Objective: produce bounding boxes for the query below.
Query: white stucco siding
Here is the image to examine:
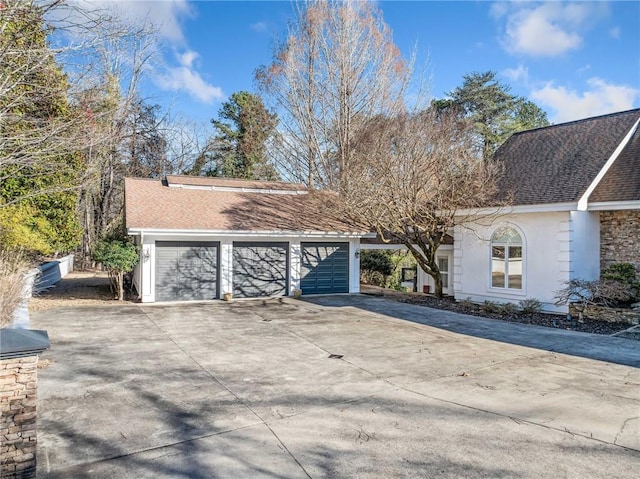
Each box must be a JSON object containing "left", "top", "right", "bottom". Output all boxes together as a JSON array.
[
  {"left": 417, "top": 246, "right": 453, "bottom": 294},
  {"left": 569, "top": 210, "right": 600, "bottom": 281},
  {"left": 454, "top": 212, "right": 573, "bottom": 312},
  {"left": 133, "top": 233, "right": 361, "bottom": 303}
]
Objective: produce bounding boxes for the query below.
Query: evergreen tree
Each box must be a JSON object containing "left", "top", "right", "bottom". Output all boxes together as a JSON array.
[
  {"left": 204, "top": 91, "right": 279, "bottom": 180},
  {"left": 0, "top": 0, "right": 82, "bottom": 255},
  {"left": 444, "top": 71, "right": 550, "bottom": 160}
]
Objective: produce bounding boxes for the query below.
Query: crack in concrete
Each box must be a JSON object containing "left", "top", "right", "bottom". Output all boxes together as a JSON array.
[
  {"left": 399, "top": 385, "right": 640, "bottom": 453},
  {"left": 140, "top": 308, "right": 313, "bottom": 479},
  {"left": 613, "top": 416, "right": 639, "bottom": 446}
]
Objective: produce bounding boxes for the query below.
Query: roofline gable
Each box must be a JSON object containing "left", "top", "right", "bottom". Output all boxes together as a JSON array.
[{"left": 577, "top": 117, "right": 640, "bottom": 211}]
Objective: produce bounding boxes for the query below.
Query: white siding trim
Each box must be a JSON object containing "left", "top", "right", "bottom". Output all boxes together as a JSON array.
[
  {"left": 128, "top": 228, "right": 372, "bottom": 239},
  {"left": 587, "top": 200, "right": 640, "bottom": 211},
  {"left": 578, "top": 118, "right": 640, "bottom": 211}
]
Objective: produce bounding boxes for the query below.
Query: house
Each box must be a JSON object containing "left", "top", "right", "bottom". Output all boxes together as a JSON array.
[
  {"left": 125, "top": 175, "right": 370, "bottom": 302},
  {"left": 446, "top": 108, "right": 640, "bottom": 312}
]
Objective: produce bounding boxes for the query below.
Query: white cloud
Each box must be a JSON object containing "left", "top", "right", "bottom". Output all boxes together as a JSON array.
[
  {"left": 576, "top": 64, "right": 591, "bottom": 76},
  {"left": 493, "top": 2, "right": 605, "bottom": 57},
  {"left": 502, "top": 64, "right": 529, "bottom": 83},
  {"left": 71, "top": 2, "right": 225, "bottom": 105},
  {"left": 73, "top": 0, "right": 195, "bottom": 43},
  {"left": 177, "top": 50, "right": 199, "bottom": 68},
  {"left": 155, "top": 65, "right": 224, "bottom": 104},
  {"left": 250, "top": 21, "right": 268, "bottom": 33},
  {"left": 154, "top": 50, "right": 224, "bottom": 104},
  {"left": 531, "top": 78, "right": 639, "bottom": 123}
]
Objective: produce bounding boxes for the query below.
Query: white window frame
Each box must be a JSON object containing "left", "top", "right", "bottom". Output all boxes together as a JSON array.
[
  {"left": 489, "top": 226, "right": 524, "bottom": 292},
  {"left": 437, "top": 255, "right": 450, "bottom": 293}
]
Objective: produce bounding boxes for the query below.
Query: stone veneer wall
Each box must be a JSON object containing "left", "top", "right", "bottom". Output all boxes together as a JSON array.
[
  {"left": 0, "top": 356, "right": 38, "bottom": 479},
  {"left": 600, "top": 210, "right": 640, "bottom": 272},
  {"left": 569, "top": 303, "right": 639, "bottom": 325}
]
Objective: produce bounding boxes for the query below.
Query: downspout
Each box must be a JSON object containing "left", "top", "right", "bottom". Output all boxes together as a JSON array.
[{"left": 577, "top": 118, "right": 640, "bottom": 211}]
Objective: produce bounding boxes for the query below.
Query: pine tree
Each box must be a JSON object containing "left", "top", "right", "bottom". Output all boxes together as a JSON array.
[
  {"left": 445, "top": 71, "right": 549, "bottom": 160},
  {"left": 205, "top": 91, "right": 279, "bottom": 180}
]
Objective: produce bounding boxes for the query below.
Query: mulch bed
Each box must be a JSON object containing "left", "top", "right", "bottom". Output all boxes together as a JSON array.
[{"left": 362, "top": 287, "right": 633, "bottom": 336}]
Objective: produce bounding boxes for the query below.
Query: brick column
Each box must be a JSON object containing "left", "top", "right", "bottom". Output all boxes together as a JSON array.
[
  {"left": 0, "top": 329, "right": 49, "bottom": 479},
  {"left": 0, "top": 356, "right": 38, "bottom": 478}
]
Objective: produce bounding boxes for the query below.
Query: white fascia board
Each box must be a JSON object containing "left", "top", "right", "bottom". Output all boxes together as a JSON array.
[
  {"left": 126, "top": 228, "right": 373, "bottom": 239},
  {"left": 454, "top": 202, "right": 578, "bottom": 217},
  {"left": 578, "top": 117, "right": 640, "bottom": 211},
  {"left": 168, "top": 183, "right": 308, "bottom": 195},
  {"left": 587, "top": 200, "right": 640, "bottom": 211},
  {"left": 361, "top": 243, "right": 453, "bottom": 251}
]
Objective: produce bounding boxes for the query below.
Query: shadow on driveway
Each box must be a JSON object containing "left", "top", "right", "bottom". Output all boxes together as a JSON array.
[{"left": 301, "top": 294, "right": 640, "bottom": 368}]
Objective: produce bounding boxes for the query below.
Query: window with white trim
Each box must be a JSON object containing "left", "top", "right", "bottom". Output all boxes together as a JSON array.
[
  {"left": 491, "top": 227, "right": 523, "bottom": 289},
  {"left": 437, "top": 256, "right": 449, "bottom": 290}
]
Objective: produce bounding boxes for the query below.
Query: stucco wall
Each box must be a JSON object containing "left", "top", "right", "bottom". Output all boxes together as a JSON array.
[
  {"left": 569, "top": 211, "right": 600, "bottom": 280},
  {"left": 600, "top": 210, "right": 640, "bottom": 273},
  {"left": 454, "top": 212, "right": 574, "bottom": 312}
]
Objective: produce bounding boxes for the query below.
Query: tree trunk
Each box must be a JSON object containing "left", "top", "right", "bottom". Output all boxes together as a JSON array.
[
  {"left": 118, "top": 271, "right": 124, "bottom": 301},
  {"left": 432, "top": 271, "right": 443, "bottom": 299}
]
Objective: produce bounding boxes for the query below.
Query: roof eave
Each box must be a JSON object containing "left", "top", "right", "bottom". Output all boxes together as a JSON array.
[
  {"left": 127, "top": 228, "right": 374, "bottom": 239},
  {"left": 454, "top": 202, "right": 578, "bottom": 217},
  {"left": 587, "top": 200, "right": 640, "bottom": 211}
]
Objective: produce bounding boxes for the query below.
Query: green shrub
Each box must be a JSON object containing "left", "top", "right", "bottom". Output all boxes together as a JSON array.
[
  {"left": 602, "top": 263, "right": 637, "bottom": 283},
  {"left": 481, "top": 300, "right": 501, "bottom": 314},
  {"left": 519, "top": 298, "right": 542, "bottom": 314},
  {"left": 602, "top": 263, "right": 639, "bottom": 302},
  {"left": 92, "top": 239, "right": 138, "bottom": 301},
  {"left": 457, "top": 297, "right": 477, "bottom": 313},
  {"left": 360, "top": 250, "right": 394, "bottom": 286},
  {"left": 499, "top": 302, "right": 519, "bottom": 316}
]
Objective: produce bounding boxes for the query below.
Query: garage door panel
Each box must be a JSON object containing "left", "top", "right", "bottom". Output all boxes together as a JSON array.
[
  {"left": 233, "top": 242, "right": 288, "bottom": 298},
  {"left": 155, "top": 242, "right": 219, "bottom": 302},
  {"left": 300, "top": 242, "right": 349, "bottom": 295}
]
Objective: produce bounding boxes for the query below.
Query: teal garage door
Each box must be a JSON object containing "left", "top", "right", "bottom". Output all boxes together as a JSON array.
[{"left": 300, "top": 242, "right": 349, "bottom": 294}]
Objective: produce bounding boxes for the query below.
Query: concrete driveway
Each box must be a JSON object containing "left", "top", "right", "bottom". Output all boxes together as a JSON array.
[{"left": 32, "top": 296, "right": 640, "bottom": 478}]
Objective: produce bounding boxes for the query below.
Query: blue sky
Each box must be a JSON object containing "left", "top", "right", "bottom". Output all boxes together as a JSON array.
[{"left": 92, "top": 1, "right": 639, "bottom": 125}]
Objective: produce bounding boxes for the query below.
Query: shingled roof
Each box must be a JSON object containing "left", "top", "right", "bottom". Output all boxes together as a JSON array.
[
  {"left": 493, "top": 109, "right": 640, "bottom": 206},
  {"left": 590, "top": 120, "right": 640, "bottom": 203},
  {"left": 125, "top": 176, "right": 366, "bottom": 234}
]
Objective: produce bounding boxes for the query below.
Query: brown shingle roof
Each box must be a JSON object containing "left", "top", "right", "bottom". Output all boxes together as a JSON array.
[
  {"left": 590, "top": 126, "right": 640, "bottom": 202},
  {"left": 493, "top": 109, "right": 640, "bottom": 206},
  {"left": 125, "top": 177, "right": 366, "bottom": 233}
]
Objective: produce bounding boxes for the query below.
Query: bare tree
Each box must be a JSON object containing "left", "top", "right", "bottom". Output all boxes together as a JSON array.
[
  {"left": 257, "top": 0, "right": 413, "bottom": 189},
  {"left": 162, "top": 118, "right": 215, "bottom": 175},
  {"left": 73, "top": 13, "right": 160, "bottom": 265},
  {"left": 338, "top": 109, "right": 501, "bottom": 297}
]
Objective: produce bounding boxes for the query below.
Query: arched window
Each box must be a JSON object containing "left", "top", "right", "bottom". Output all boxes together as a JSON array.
[{"left": 491, "top": 227, "right": 523, "bottom": 289}]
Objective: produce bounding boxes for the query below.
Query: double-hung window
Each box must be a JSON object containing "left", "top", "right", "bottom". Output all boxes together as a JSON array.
[{"left": 491, "top": 227, "right": 523, "bottom": 290}]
